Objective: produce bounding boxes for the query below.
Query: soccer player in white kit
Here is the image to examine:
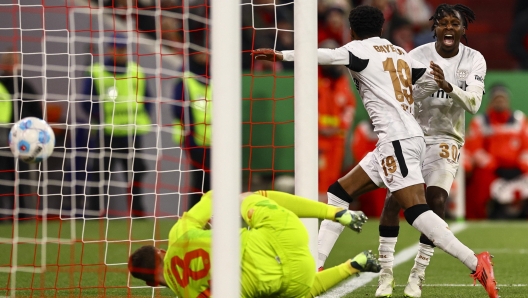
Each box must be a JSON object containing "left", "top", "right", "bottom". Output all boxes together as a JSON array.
[
  {"left": 253, "top": 5, "right": 498, "bottom": 298},
  {"left": 374, "top": 4, "right": 489, "bottom": 298}
]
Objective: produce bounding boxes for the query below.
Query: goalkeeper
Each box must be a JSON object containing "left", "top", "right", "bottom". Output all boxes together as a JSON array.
[{"left": 129, "top": 190, "right": 380, "bottom": 297}]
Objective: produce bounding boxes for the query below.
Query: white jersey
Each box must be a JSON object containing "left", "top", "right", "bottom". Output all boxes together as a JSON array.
[
  {"left": 410, "top": 42, "right": 487, "bottom": 146},
  {"left": 284, "top": 37, "right": 438, "bottom": 146}
]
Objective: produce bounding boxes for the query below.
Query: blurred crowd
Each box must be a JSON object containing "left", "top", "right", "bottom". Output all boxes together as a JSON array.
[
  {"left": 95, "top": 0, "right": 528, "bottom": 69},
  {"left": 242, "top": 0, "right": 435, "bottom": 70},
  {"left": 95, "top": 0, "right": 436, "bottom": 68},
  {"left": 1, "top": 0, "right": 527, "bottom": 222}
]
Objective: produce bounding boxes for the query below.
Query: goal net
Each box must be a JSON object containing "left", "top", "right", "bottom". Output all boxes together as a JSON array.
[{"left": 0, "top": 0, "right": 296, "bottom": 297}]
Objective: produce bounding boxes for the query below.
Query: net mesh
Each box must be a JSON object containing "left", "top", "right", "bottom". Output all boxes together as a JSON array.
[{"left": 0, "top": 0, "right": 294, "bottom": 296}]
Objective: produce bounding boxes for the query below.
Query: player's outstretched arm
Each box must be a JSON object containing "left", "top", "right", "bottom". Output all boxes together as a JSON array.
[
  {"left": 252, "top": 48, "right": 284, "bottom": 61},
  {"left": 430, "top": 61, "right": 484, "bottom": 114},
  {"left": 254, "top": 190, "right": 367, "bottom": 233},
  {"left": 252, "top": 47, "right": 351, "bottom": 65}
]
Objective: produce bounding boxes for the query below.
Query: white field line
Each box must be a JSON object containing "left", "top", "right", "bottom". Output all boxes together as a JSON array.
[{"left": 319, "top": 222, "right": 468, "bottom": 298}]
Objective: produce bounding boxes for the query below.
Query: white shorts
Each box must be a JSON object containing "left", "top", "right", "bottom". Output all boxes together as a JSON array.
[
  {"left": 359, "top": 137, "right": 426, "bottom": 192},
  {"left": 422, "top": 140, "right": 460, "bottom": 194}
]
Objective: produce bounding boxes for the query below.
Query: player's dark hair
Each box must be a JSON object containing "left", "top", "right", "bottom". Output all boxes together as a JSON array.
[
  {"left": 348, "top": 5, "right": 384, "bottom": 39},
  {"left": 128, "top": 246, "right": 159, "bottom": 283},
  {"left": 430, "top": 4, "right": 476, "bottom": 43}
]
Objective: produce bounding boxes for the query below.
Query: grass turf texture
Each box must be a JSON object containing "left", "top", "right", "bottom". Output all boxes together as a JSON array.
[
  {"left": 1, "top": 219, "right": 527, "bottom": 297},
  {"left": 324, "top": 220, "right": 528, "bottom": 298}
]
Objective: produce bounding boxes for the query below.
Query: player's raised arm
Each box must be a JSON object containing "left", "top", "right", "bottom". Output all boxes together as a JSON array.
[
  {"left": 253, "top": 47, "right": 351, "bottom": 65},
  {"left": 430, "top": 59, "right": 485, "bottom": 114}
]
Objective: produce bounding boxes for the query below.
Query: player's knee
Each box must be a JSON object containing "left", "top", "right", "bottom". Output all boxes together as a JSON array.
[
  {"left": 383, "top": 194, "right": 401, "bottom": 214},
  {"left": 426, "top": 186, "right": 448, "bottom": 215},
  {"left": 403, "top": 204, "right": 430, "bottom": 225},
  {"left": 327, "top": 181, "right": 353, "bottom": 204},
  {"left": 380, "top": 194, "right": 401, "bottom": 226}
]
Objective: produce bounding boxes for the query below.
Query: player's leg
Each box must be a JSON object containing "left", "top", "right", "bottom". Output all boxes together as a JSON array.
[
  {"left": 318, "top": 155, "right": 381, "bottom": 269},
  {"left": 375, "top": 193, "right": 401, "bottom": 298},
  {"left": 403, "top": 185, "right": 447, "bottom": 298},
  {"left": 307, "top": 250, "right": 381, "bottom": 298},
  {"left": 375, "top": 138, "right": 498, "bottom": 298},
  {"left": 395, "top": 184, "right": 499, "bottom": 297},
  {"left": 405, "top": 145, "right": 459, "bottom": 298},
  {"left": 385, "top": 139, "right": 472, "bottom": 266}
]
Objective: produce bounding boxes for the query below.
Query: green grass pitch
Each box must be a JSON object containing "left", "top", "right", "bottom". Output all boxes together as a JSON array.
[
  {"left": 1, "top": 218, "right": 527, "bottom": 297},
  {"left": 323, "top": 220, "right": 528, "bottom": 298}
]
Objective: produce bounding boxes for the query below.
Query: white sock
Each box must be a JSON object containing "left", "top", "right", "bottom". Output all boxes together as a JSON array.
[
  {"left": 412, "top": 210, "right": 477, "bottom": 271},
  {"left": 412, "top": 243, "right": 434, "bottom": 273},
  {"left": 317, "top": 192, "right": 349, "bottom": 268},
  {"left": 378, "top": 236, "right": 397, "bottom": 271}
]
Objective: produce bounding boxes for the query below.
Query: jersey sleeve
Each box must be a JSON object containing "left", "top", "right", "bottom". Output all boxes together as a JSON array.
[
  {"left": 168, "top": 191, "right": 212, "bottom": 244},
  {"left": 282, "top": 47, "right": 349, "bottom": 65},
  {"left": 447, "top": 52, "right": 486, "bottom": 114},
  {"left": 448, "top": 84, "right": 483, "bottom": 114},
  {"left": 465, "top": 52, "right": 487, "bottom": 90},
  {"left": 282, "top": 46, "right": 370, "bottom": 72}
]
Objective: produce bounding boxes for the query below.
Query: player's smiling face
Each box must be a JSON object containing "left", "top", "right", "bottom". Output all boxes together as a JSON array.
[{"left": 435, "top": 11, "right": 464, "bottom": 57}]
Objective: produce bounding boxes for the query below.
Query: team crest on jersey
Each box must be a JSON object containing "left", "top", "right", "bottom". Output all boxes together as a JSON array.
[{"left": 456, "top": 69, "right": 469, "bottom": 80}]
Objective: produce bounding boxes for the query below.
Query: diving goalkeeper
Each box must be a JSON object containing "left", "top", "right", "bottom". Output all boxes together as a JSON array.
[{"left": 128, "top": 190, "right": 380, "bottom": 297}]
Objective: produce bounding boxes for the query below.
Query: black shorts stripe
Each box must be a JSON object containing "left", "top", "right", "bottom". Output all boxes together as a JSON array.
[{"left": 392, "top": 140, "right": 408, "bottom": 178}]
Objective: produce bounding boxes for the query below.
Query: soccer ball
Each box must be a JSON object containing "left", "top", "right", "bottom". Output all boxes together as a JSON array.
[{"left": 9, "top": 117, "right": 55, "bottom": 163}]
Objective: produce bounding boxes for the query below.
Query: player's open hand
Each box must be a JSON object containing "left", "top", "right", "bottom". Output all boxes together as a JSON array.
[
  {"left": 252, "top": 48, "right": 284, "bottom": 61},
  {"left": 430, "top": 61, "right": 453, "bottom": 93}
]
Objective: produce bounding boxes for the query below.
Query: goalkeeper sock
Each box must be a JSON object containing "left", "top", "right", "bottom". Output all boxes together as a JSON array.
[
  {"left": 317, "top": 186, "right": 350, "bottom": 268},
  {"left": 307, "top": 261, "right": 358, "bottom": 298},
  {"left": 255, "top": 190, "right": 339, "bottom": 220}
]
